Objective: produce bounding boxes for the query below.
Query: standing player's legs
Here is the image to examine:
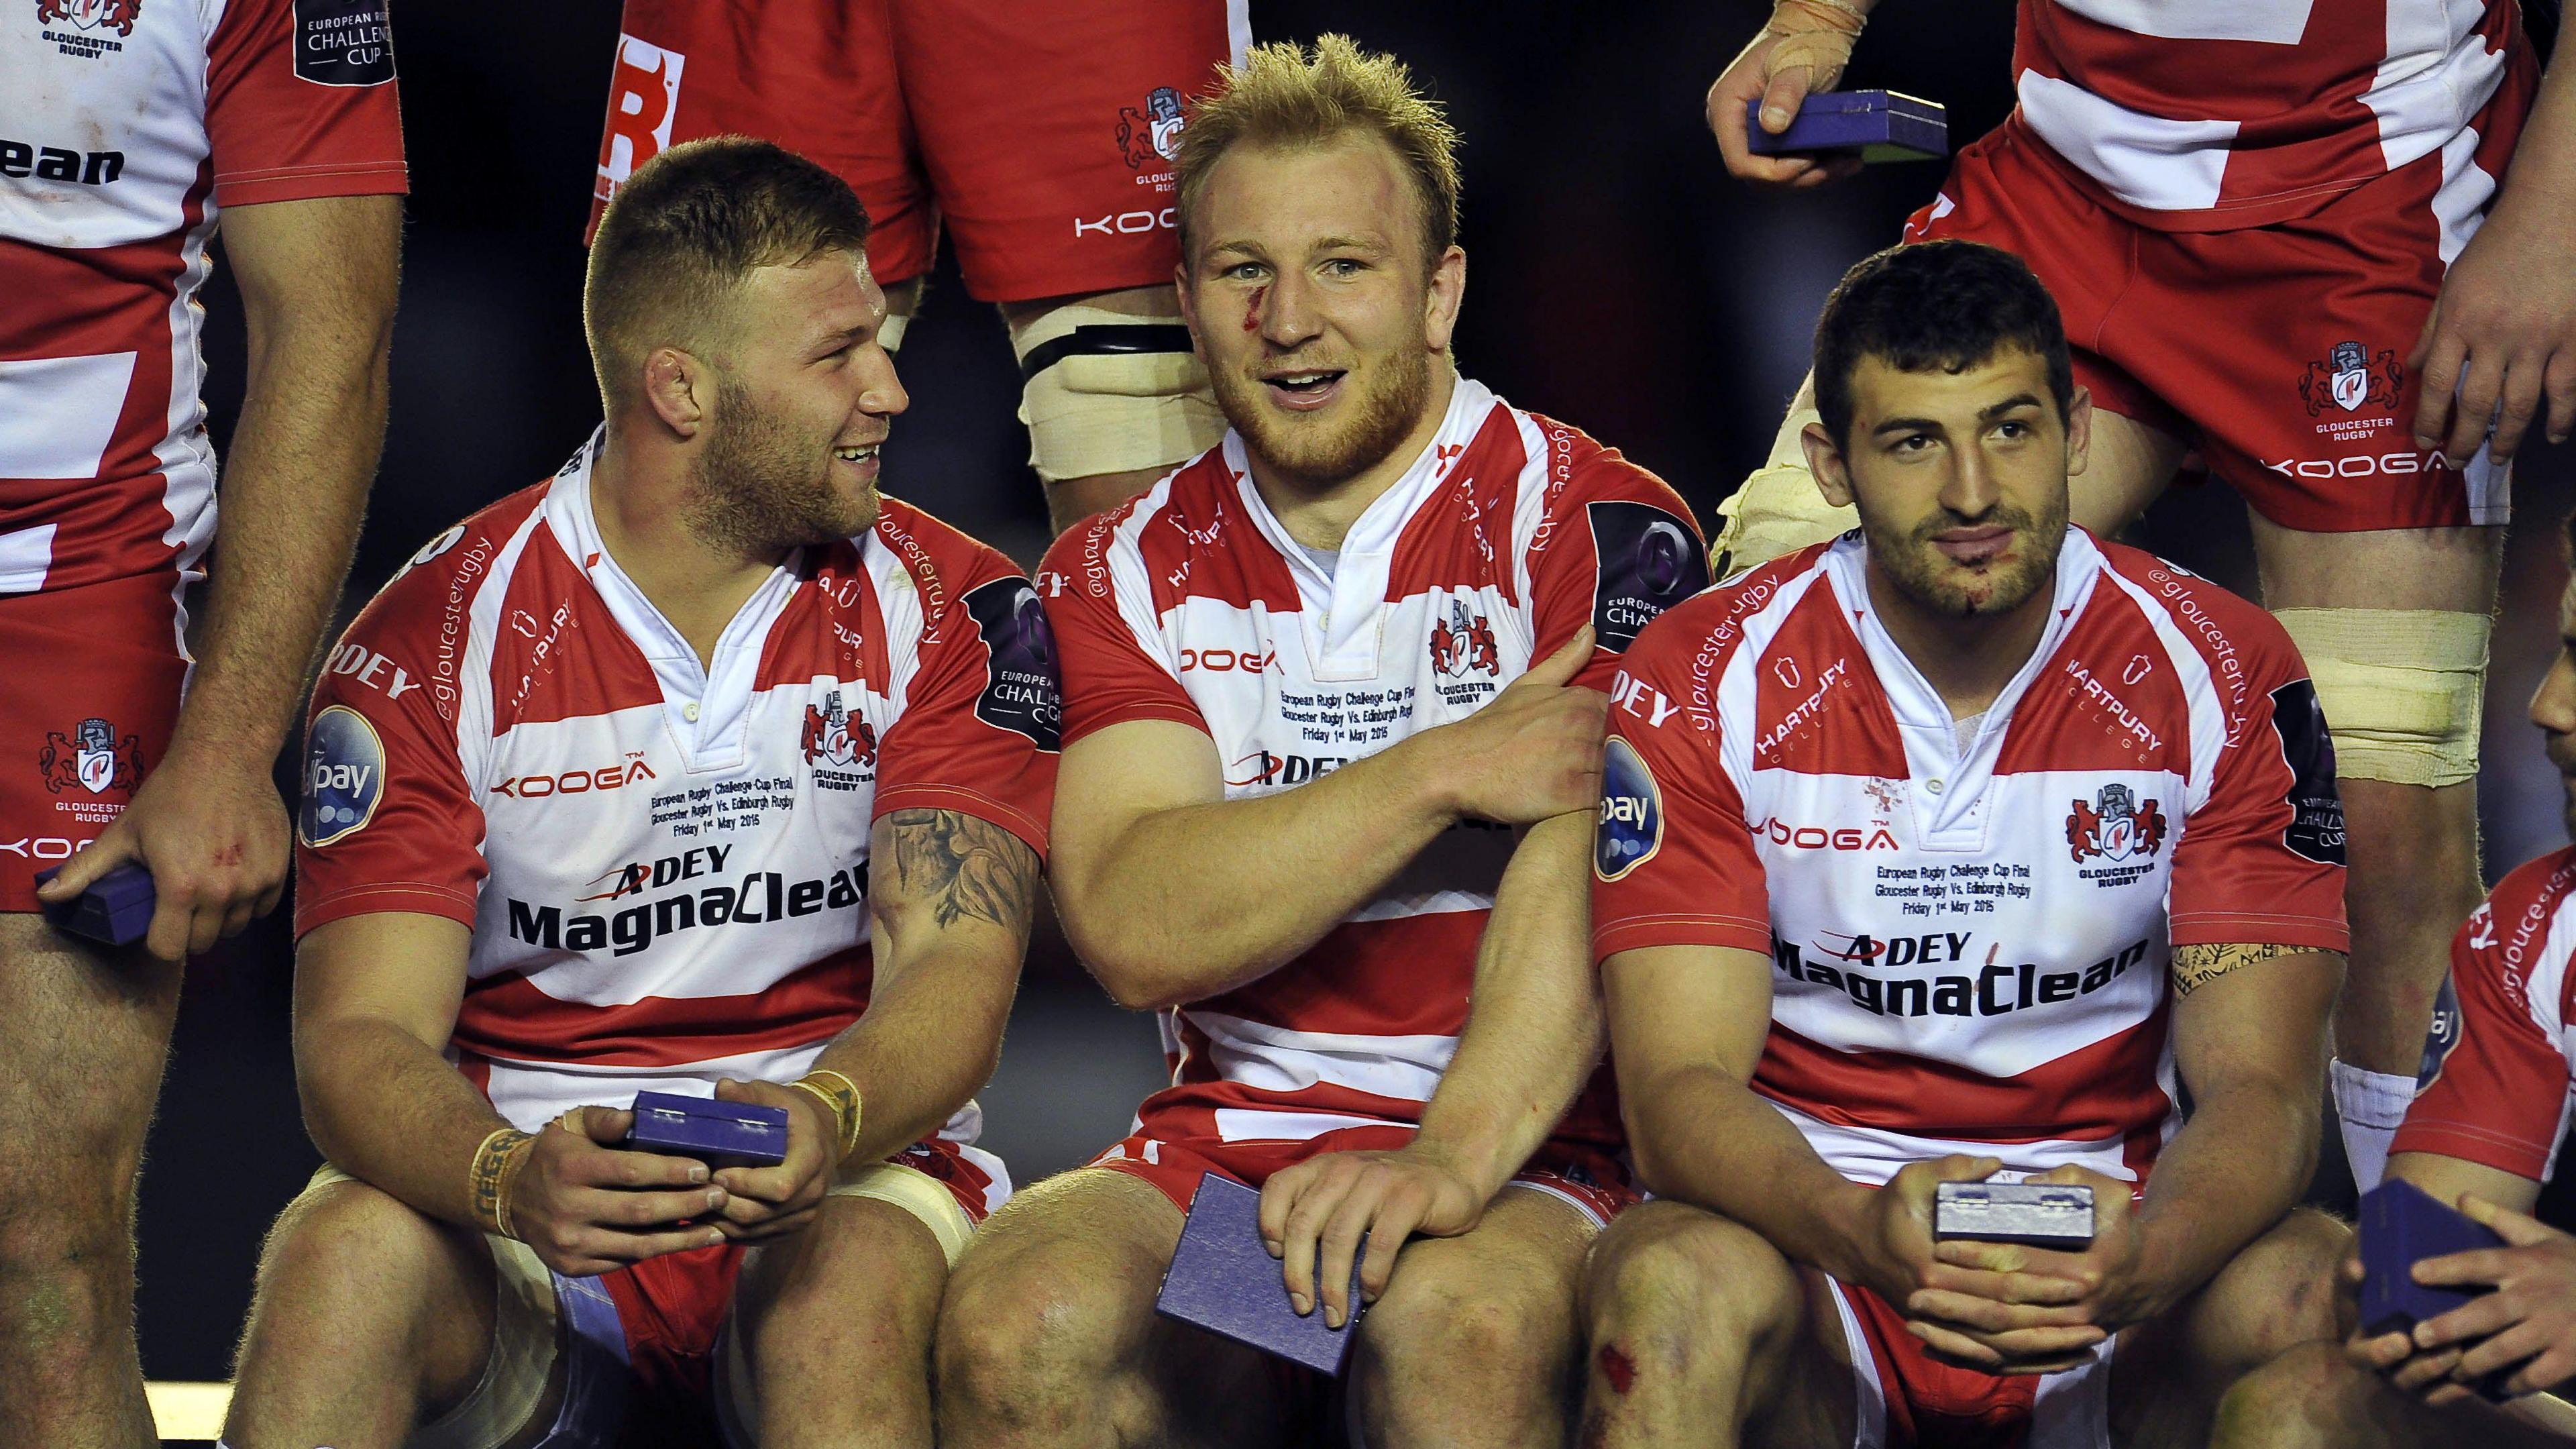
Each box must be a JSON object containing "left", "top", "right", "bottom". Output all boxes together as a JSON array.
[
  {"left": 1574, "top": 1200, "right": 1857, "bottom": 1449},
  {"left": 897, "top": 0, "right": 1244, "bottom": 535},
  {"left": 223, "top": 1173, "right": 527, "bottom": 1449},
  {"left": 934, "top": 1167, "right": 1301, "bottom": 1448}
]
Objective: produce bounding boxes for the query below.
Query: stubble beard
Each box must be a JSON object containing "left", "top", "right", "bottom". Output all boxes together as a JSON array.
[
  {"left": 1866, "top": 486, "right": 2070, "bottom": 621},
  {"left": 684, "top": 377, "right": 878, "bottom": 557},
  {"left": 1211, "top": 345, "right": 1434, "bottom": 491}
]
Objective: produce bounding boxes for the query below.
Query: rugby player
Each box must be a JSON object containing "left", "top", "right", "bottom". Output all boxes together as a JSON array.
[
  {"left": 591, "top": 0, "right": 1249, "bottom": 535},
  {"left": 2210, "top": 511, "right": 2576, "bottom": 1446},
  {"left": 1705, "top": 0, "right": 2576, "bottom": 1191},
  {"left": 0, "top": 0, "right": 401, "bottom": 1438},
  {"left": 220, "top": 138, "right": 1054, "bottom": 1449},
  {"left": 935, "top": 38, "right": 1709, "bottom": 1448},
  {"left": 1583, "top": 241, "right": 2349, "bottom": 1448}
]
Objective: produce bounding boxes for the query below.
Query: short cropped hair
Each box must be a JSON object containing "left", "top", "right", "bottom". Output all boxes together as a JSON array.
[
  {"left": 584, "top": 136, "right": 872, "bottom": 412},
  {"left": 1175, "top": 34, "right": 1462, "bottom": 273},
  {"left": 1811, "top": 240, "right": 2075, "bottom": 449}
]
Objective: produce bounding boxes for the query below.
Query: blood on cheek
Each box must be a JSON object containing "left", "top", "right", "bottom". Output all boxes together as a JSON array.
[{"left": 1243, "top": 284, "right": 1267, "bottom": 333}]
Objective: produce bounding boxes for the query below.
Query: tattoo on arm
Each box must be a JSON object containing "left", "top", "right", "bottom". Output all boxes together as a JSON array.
[
  {"left": 2170, "top": 942, "right": 2337, "bottom": 998},
  {"left": 883, "top": 809, "right": 1040, "bottom": 931}
]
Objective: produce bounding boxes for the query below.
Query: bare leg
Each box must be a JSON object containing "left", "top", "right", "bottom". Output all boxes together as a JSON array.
[
  {"left": 935, "top": 1169, "right": 1295, "bottom": 1448},
  {"left": 223, "top": 1177, "right": 509, "bottom": 1449},
  {"left": 2212, "top": 1340, "right": 2576, "bottom": 1448},
  {"left": 0, "top": 917, "right": 182, "bottom": 1449},
  {"left": 2110, "top": 1208, "right": 2347, "bottom": 1448},
  {"left": 731, "top": 1193, "right": 950, "bottom": 1449},
  {"left": 1575, "top": 1200, "right": 1854, "bottom": 1449},
  {"left": 1001, "top": 284, "right": 1218, "bottom": 536},
  {"left": 1346, "top": 1189, "right": 1594, "bottom": 1449}
]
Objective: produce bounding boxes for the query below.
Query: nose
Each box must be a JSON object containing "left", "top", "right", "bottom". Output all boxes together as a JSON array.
[
  {"left": 1255, "top": 270, "right": 1323, "bottom": 349},
  {"left": 858, "top": 343, "right": 909, "bottom": 419},
  {"left": 1937, "top": 439, "right": 2003, "bottom": 521},
  {"left": 2530, "top": 647, "right": 2576, "bottom": 739}
]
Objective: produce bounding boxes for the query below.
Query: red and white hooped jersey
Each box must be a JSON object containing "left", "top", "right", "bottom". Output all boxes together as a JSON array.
[
  {"left": 2005, "top": 0, "right": 2534, "bottom": 231},
  {"left": 293, "top": 433, "right": 1057, "bottom": 1193},
  {"left": 2393, "top": 847, "right": 2576, "bottom": 1182},
  {"left": 1038, "top": 376, "right": 1709, "bottom": 1155},
  {"left": 1592, "top": 528, "right": 2349, "bottom": 1187},
  {"left": 0, "top": 0, "right": 405, "bottom": 597}
]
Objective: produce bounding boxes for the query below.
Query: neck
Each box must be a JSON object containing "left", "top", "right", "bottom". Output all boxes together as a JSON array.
[
  {"left": 1245, "top": 362, "right": 1456, "bottom": 552},
  {"left": 1863, "top": 553, "right": 2059, "bottom": 720},
  {"left": 592, "top": 424, "right": 790, "bottom": 665}
]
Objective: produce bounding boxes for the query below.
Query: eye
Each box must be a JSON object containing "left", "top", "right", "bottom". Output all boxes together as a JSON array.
[
  {"left": 1324, "top": 257, "right": 1366, "bottom": 278},
  {"left": 1225, "top": 262, "right": 1268, "bottom": 282},
  {"left": 1994, "top": 419, "right": 2031, "bottom": 439},
  {"left": 1893, "top": 433, "right": 1933, "bottom": 454}
]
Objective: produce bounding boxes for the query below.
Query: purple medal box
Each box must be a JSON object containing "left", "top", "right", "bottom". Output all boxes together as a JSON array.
[
  {"left": 1156, "top": 1173, "right": 1369, "bottom": 1377},
  {"left": 623, "top": 1089, "right": 790, "bottom": 1171},
  {"left": 32, "top": 863, "right": 156, "bottom": 949},
  {"left": 1746, "top": 89, "right": 1949, "bottom": 163},
  {"left": 2359, "top": 1178, "right": 2516, "bottom": 1399}
]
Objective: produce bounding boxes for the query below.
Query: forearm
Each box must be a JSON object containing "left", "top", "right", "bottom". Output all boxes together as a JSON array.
[
  {"left": 1067, "top": 731, "right": 1461, "bottom": 1008},
  {"left": 2494, "top": 43, "right": 2576, "bottom": 219},
  {"left": 2132, "top": 1078, "right": 2319, "bottom": 1316},
  {"left": 808, "top": 944, "right": 1017, "bottom": 1163},
  {"left": 296, "top": 1014, "right": 513, "bottom": 1230},
  {"left": 1631, "top": 1062, "right": 1876, "bottom": 1283},
  {"left": 1414, "top": 812, "right": 1601, "bottom": 1199}
]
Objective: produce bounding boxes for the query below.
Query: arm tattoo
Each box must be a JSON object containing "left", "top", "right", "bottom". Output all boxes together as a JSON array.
[
  {"left": 883, "top": 808, "right": 1040, "bottom": 931},
  {"left": 2170, "top": 941, "right": 2324, "bottom": 998}
]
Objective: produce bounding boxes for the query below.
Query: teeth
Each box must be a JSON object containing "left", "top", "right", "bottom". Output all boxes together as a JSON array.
[
  {"left": 1275, "top": 374, "right": 1330, "bottom": 386},
  {"left": 834, "top": 445, "right": 878, "bottom": 461}
]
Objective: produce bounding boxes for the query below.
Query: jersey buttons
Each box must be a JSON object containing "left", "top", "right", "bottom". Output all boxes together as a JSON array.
[
  {"left": 682, "top": 701, "right": 700, "bottom": 722},
  {"left": 1926, "top": 779, "right": 1945, "bottom": 795}
]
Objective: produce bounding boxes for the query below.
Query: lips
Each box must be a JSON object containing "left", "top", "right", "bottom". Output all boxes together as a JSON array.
[
  {"left": 1260, "top": 368, "right": 1348, "bottom": 413},
  {"left": 1932, "top": 525, "right": 2014, "bottom": 566}
]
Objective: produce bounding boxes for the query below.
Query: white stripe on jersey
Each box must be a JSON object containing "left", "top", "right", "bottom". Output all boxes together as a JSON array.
[
  {"left": 2017, "top": 70, "right": 2239, "bottom": 213},
  {"left": 1769, "top": 1099, "right": 2144, "bottom": 1189},
  {"left": 1185, "top": 1009, "right": 1458, "bottom": 1104},
  {"left": 1213, "top": 1109, "right": 1421, "bottom": 1144}
]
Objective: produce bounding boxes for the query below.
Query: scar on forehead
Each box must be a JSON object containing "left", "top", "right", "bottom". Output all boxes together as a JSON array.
[{"left": 1243, "top": 284, "right": 1268, "bottom": 333}]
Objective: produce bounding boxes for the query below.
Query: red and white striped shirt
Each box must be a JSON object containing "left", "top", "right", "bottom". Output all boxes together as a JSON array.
[
  {"left": 0, "top": 0, "right": 405, "bottom": 598},
  {"left": 1039, "top": 377, "right": 1709, "bottom": 1154},
  {"left": 1593, "top": 529, "right": 2349, "bottom": 1186},
  {"left": 2006, "top": 0, "right": 2534, "bottom": 230},
  {"left": 2393, "top": 847, "right": 2576, "bottom": 1181},
  {"left": 294, "top": 434, "right": 1057, "bottom": 1205}
]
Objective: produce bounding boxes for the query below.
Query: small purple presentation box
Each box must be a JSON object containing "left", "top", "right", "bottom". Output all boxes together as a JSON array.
[
  {"left": 1156, "top": 1173, "right": 1368, "bottom": 1377},
  {"left": 1745, "top": 89, "right": 1949, "bottom": 162},
  {"left": 624, "top": 1090, "right": 790, "bottom": 1171},
  {"left": 32, "top": 863, "right": 155, "bottom": 949},
  {"left": 2360, "top": 1179, "right": 2515, "bottom": 1400}
]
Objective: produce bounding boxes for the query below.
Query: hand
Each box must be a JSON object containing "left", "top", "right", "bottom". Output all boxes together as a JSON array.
[
  {"left": 508, "top": 1106, "right": 731, "bottom": 1278},
  {"left": 1258, "top": 1144, "right": 1486, "bottom": 1328},
  {"left": 2410, "top": 195, "right": 2576, "bottom": 468},
  {"left": 36, "top": 745, "right": 287, "bottom": 962},
  {"left": 2398, "top": 1193, "right": 2576, "bottom": 1402},
  {"left": 1854, "top": 1159, "right": 2112, "bottom": 1375},
  {"left": 1707, "top": 0, "right": 1870, "bottom": 189},
  {"left": 2345, "top": 1249, "right": 2472, "bottom": 1403},
  {"left": 1431, "top": 627, "right": 1609, "bottom": 825},
  {"left": 705, "top": 1077, "right": 838, "bottom": 1242}
]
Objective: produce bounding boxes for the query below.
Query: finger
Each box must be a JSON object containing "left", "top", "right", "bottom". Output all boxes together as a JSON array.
[
  {"left": 715, "top": 1201, "right": 820, "bottom": 1243},
  {"left": 2414, "top": 329, "right": 2465, "bottom": 451},
  {"left": 1279, "top": 1169, "right": 1358, "bottom": 1316},
  {"left": 2414, "top": 1248, "right": 2515, "bottom": 1289},
  {"left": 2343, "top": 1254, "right": 2366, "bottom": 1286},
  {"left": 1317, "top": 1181, "right": 1387, "bottom": 1327},
  {"left": 254, "top": 879, "right": 286, "bottom": 920},
  {"left": 710, "top": 1162, "right": 804, "bottom": 1206},
  {"left": 186, "top": 898, "right": 224, "bottom": 958},
  {"left": 2420, "top": 1382, "right": 2473, "bottom": 1408},
  {"left": 585, "top": 1222, "right": 729, "bottom": 1265},
  {"left": 2415, "top": 1290, "right": 2519, "bottom": 1348},
  {"left": 2391, "top": 1346, "right": 2463, "bottom": 1394},
  {"left": 1359, "top": 1193, "right": 1425, "bottom": 1304},
  {"left": 144, "top": 887, "right": 195, "bottom": 963},
  {"left": 1921, "top": 1260, "right": 2087, "bottom": 1306},
  {"left": 1259, "top": 1164, "right": 1312, "bottom": 1257},
  {"left": 1758, "top": 66, "right": 1812, "bottom": 135},
  {"left": 2544, "top": 351, "right": 2576, "bottom": 446},
  {"left": 220, "top": 897, "right": 256, "bottom": 942},
  {"left": 1907, "top": 1318, "right": 2004, "bottom": 1369},
  {"left": 1907, "top": 1288, "right": 2092, "bottom": 1334},
  {"left": 1936, "top": 1155, "right": 2006, "bottom": 1183},
  {"left": 584, "top": 1185, "right": 730, "bottom": 1229},
  {"left": 1521, "top": 626, "right": 1598, "bottom": 690},
  {"left": 568, "top": 1106, "right": 645, "bottom": 1150},
  {"left": 2488, "top": 357, "right": 2546, "bottom": 462},
  {"left": 1979, "top": 1325, "right": 2111, "bottom": 1360},
  {"left": 575, "top": 1144, "right": 709, "bottom": 1191},
  {"left": 2455, "top": 1318, "right": 2550, "bottom": 1380},
  {"left": 2351, "top": 1332, "right": 2417, "bottom": 1371},
  {"left": 2457, "top": 1193, "right": 2559, "bottom": 1249},
  {"left": 2444, "top": 353, "right": 2504, "bottom": 468},
  {"left": 2505, "top": 1344, "right": 2576, "bottom": 1399},
  {"left": 36, "top": 828, "right": 132, "bottom": 898}
]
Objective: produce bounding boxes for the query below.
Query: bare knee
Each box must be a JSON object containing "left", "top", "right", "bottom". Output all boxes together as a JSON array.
[
  {"left": 1357, "top": 1259, "right": 1578, "bottom": 1424},
  {"left": 935, "top": 1247, "right": 1129, "bottom": 1424},
  {"left": 238, "top": 1177, "right": 486, "bottom": 1376},
  {"left": 0, "top": 1176, "right": 134, "bottom": 1364},
  {"left": 1587, "top": 1208, "right": 1801, "bottom": 1351},
  {"left": 2210, "top": 1210, "right": 2348, "bottom": 1365},
  {"left": 2211, "top": 1340, "right": 2380, "bottom": 1449}
]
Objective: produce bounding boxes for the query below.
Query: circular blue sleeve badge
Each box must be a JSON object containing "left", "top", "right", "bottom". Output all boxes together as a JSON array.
[
  {"left": 1595, "top": 735, "right": 1663, "bottom": 881},
  {"left": 300, "top": 704, "right": 387, "bottom": 849}
]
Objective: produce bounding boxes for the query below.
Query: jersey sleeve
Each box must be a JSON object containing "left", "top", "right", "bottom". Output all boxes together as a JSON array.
[
  {"left": 1527, "top": 448, "right": 1711, "bottom": 692},
  {"left": 873, "top": 555, "right": 1061, "bottom": 859},
  {"left": 1037, "top": 518, "right": 1208, "bottom": 746},
  {"left": 293, "top": 607, "right": 484, "bottom": 938},
  {"left": 2165, "top": 633, "right": 2349, "bottom": 953},
  {"left": 2391, "top": 879, "right": 2575, "bottom": 1181},
  {"left": 205, "top": 0, "right": 408, "bottom": 209},
  {"left": 1591, "top": 611, "right": 1770, "bottom": 962}
]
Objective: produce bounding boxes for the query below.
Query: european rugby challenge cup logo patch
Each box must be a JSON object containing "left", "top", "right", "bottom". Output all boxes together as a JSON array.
[
  {"left": 35, "top": 0, "right": 140, "bottom": 34},
  {"left": 2066, "top": 782, "right": 2167, "bottom": 864},
  {"left": 40, "top": 716, "right": 139, "bottom": 797}
]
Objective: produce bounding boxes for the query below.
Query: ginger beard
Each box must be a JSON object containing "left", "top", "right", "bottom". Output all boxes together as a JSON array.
[
  {"left": 1862, "top": 483, "right": 2069, "bottom": 621},
  {"left": 685, "top": 374, "right": 879, "bottom": 555},
  {"left": 1206, "top": 325, "right": 1435, "bottom": 490}
]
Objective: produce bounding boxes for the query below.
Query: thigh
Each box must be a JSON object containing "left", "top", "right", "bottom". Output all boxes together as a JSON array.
[
  {"left": 894, "top": 0, "right": 1242, "bottom": 303},
  {"left": 2249, "top": 515, "right": 2502, "bottom": 613},
  {"left": 2110, "top": 1208, "right": 2348, "bottom": 1449},
  {"left": 725, "top": 1191, "right": 949, "bottom": 1436},
  {"left": 1361, "top": 1185, "right": 1595, "bottom": 1358},
  {"left": 0, "top": 916, "right": 178, "bottom": 1194}
]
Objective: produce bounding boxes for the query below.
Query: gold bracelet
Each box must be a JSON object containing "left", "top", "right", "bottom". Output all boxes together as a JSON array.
[
  {"left": 790, "top": 1069, "right": 865, "bottom": 1163},
  {"left": 469, "top": 1126, "right": 534, "bottom": 1240}
]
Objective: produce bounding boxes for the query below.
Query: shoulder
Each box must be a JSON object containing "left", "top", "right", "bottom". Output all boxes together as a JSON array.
[
  {"left": 341, "top": 482, "right": 549, "bottom": 645},
  {"left": 1623, "top": 539, "right": 1836, "bottom": 688},
  {"left": 874, "top": 496, "right": 1025, "bottom": 596},
  {"left": 2091, "top": 537, "right": 2300, "bottom": 671},
  {"left": 2475, "top": 847, "right": 2576, "bottom": 960},
  {"left": 1525, "top": 409, "right": 1699, "bottom": 528}
]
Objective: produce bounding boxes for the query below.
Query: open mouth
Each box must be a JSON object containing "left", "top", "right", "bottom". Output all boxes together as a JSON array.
[
  {"left": 833, "top": 443, "right": 881, "bottom": 466},
  {"left": 1261, "top": 369, "right": 1347, "bottom": 411}
]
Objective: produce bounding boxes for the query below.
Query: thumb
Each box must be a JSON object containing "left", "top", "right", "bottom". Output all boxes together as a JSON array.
[
  {"left": 713, "top": 1077, "right": 753, "bottom": 1104},
  {"left": 36, "top": 831, "right": 136, "bottom": 900},
  {"left": 1519, "top": 627, "right": 1598, "bottom": 690},
  {"left": 1940, "top": 1155, "right": 2006, "bottom": 1183},
  {"left": 1759, "top": 66, "right": 1812, "bottom": 133},
  {"left": 570, "top": 1104, "right": 634, "bottom": 1146}
]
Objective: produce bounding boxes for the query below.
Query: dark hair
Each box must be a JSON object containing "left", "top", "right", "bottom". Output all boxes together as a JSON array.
[
  {"left": 584, "top": 136, "right": 873, "bottom": 411},
  {"left": 1811, "top": 240, "right": 2074, "bottom": 448}
]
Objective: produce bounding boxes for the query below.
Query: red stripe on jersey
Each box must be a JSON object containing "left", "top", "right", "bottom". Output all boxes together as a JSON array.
[
  {"left": 755, "top": 540, "right": 879, "bottom": 690},
  {"left": 1200, "top": 910, "right": 1486, "bottom": 1039},
  {"left": 1754, "top": 1008, "right": 2173, "bottom": 1147},
  {"left": 1134, "top": 457, "right": 1302, "bottom": 619},
  {"left": 1995, "top": 580, "right": 2191, "bottom": 777},
  {"left": 1750, "top": 582, "right": 1908, "bottom": 777},
  {"left": 484, "top": 527, "right": 663, "bottom": 732},
  {"left": 1386, "top": 407, "right": 1529, "bottom": 604},
  {"left": 452, "top": 943, "right": 871, "bottom": 1069}
]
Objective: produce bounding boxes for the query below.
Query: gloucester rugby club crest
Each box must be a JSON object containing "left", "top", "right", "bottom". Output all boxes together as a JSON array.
[
  {"left": 800, "top": 690, "right": 877, "bottom": 772},
  {"left": 35, "top": 0, "right": 140, "bottom": 34},
  {"left": 2300, "top": 339, "right": 2402, "bottom": 418},
  {"left": 1428, "top": 600, "right": 1500, "bottom": 678},
  {"left": 40, "top": 716, "right": 140, "bottom": 797},
  {"left": 2066, "top": 782, "right": 2166, "bottom": 864},
  {"left": 1116, "top": 87, "right": 1186, "bottom": 170}
]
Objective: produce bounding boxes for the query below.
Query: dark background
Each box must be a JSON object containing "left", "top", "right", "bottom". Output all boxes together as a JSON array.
[{"left": 140, "top": 0, "right": 2575, "bottom": 1383}]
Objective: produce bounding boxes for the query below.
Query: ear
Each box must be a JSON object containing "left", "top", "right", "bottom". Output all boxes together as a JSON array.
[
  {"left": 1803, "top": 420, "right": 1857, "bottom": 510},
  {"left": 2063, "top": 383, "right": 2094, "bottom": 478},
  {"left": 1424, "top": 246, "right": 1467, "bottom": 354},
  {"left": 642, "top": 347, "right": 709, "bottom": 438},
  {"left": 1173, "top": 261, "right": 1208, "bottom": 360}
]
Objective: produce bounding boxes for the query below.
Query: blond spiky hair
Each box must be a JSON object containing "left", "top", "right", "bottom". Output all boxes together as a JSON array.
[{"left": 1175, "top": 34, "right": 1463, "bottom": 272}]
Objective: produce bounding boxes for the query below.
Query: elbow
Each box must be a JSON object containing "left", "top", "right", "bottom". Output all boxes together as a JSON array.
[
  {"left": 1088, "top": 951, "right": 1187, "bottom": 1013},
  {"left": 1054, "top": 885, "right": 1191, "bottom": 1012}
]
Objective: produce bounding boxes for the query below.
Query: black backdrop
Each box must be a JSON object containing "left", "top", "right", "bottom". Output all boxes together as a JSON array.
[{"left": 141, "top": 0, "right": 2576, "bottom": 1381}]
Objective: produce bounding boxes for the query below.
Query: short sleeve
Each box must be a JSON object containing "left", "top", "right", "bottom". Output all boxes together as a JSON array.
[
  {"left": 873, "top": 564, "right": 1061, "bottom": 859},
  {"left": 205, "top": 0, "right": 407, "bottom": 209},
  {"left": 1036, "top": 520, "right": 1207, "bottom": 746},
  {"left": 293, "top": 615, "right": 482, "bottom": 937},
  {"left": 1527, "top": 453, "right": 1709, "bottom": 692},
  {"left": 2166, "top": 661, "right": 2349, "bottom": 954},
  {"left": 1591, "top": 612, "right": 1770, "bottom": 962},
  {"left": 2392, "top": 892, "right": 2573, "bottom": 1180}
]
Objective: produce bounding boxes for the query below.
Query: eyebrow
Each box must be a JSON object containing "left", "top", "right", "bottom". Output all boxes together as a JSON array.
[
  {"left": 807, "top": 320, "right": 870, "bottom": 353},
  {"left": 1870, "top": 392, "right": 2045, "bottom": 437}
]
